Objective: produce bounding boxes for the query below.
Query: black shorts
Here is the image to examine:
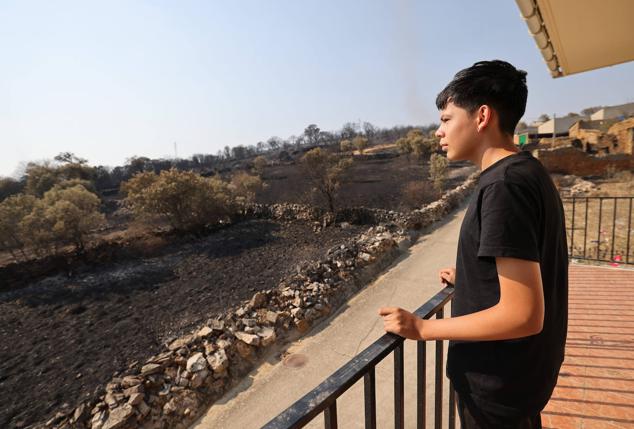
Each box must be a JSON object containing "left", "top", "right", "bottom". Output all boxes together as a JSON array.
[{"left": 456, "top": 391, "right": 542, "bottom": 429}]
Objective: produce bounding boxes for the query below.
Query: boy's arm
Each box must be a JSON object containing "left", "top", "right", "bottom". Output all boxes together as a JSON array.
[{"left": 379, "top": 256, "right": 544, "bottom": 341}]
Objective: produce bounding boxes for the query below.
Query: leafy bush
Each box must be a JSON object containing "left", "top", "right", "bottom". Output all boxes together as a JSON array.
[
  {"left": 395, "top": 130, "right": 437, "bottom": 162},
  {"left": 0, "top": 177, "right": 24, "bottom": 202},
  {"left": 0, "top": 183, "right": 105, "bottom": 258},
  {"left": 353, "top": 136, "right": 369, "bottom": 154},
  {"left": 23, "top": 154, "right": 96, "bottom": 197},
  {"left": 122, "top": 168, "right": 235, "bottom": 231},
  {"left": 396, "top": 137, "right": 411, "bottom": 157},
  {"left": 230, "top": 172, "right": 265, "bottom": 210},
  {"left": 340, "top": 139, "right": 353, "bottom": 153},
  {"left": 40, "top": 185, "right": 105, "bottom": 252},
  {"left": 429, "top": 153, "right": 449, "bottom": 191},
  {"left": 0, "top": 194, "right": 36, "bottom": 260}
]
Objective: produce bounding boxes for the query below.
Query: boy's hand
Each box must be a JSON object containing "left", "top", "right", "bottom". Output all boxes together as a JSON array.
[
  {"left": 378, "top": 307, "right": 425, "bottom": 340},
  {"left": 438, "top": 267, "right": 456, "bottom": 286}
]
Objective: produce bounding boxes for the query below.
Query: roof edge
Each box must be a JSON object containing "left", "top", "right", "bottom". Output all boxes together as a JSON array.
[{"left": 515, "top": 0, "right": 563, "bottom": 78}]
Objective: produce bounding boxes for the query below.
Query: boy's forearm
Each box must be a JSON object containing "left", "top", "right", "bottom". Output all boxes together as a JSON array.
[{"left": 418, "top": 303, "right": 541, "bottom": 341}]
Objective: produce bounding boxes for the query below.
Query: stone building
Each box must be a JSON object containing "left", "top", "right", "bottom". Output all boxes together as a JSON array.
[{"left": 607, "top": 117, "right": 634, "bottom": 155}]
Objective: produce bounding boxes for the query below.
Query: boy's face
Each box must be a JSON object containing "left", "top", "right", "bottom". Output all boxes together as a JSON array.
[{"left": 434, "top": 101, "right": 480, "bottom": 161}]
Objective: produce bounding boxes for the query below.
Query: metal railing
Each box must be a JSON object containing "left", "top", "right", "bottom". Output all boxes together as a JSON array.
[
  {"left": 262, "top": 285, "right": 456, "bottom": 429},
  {"left": 563, "top": 196, "right": 633, "bottom": 265}
]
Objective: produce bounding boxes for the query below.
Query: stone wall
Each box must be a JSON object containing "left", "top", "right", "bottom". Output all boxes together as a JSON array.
[
  {"left": 608, "top": 118, "right": 634, "bottom": 155},
  {"left": 568, "top": 126, "right": 602, "bottom": 145},
  {"left": 533, "top": 145, "right": 634, "bottom": 176},
  {"left": 43, "top": 172, "right": 479, "bottom": 429},
  {"left": 246, "top": 171, "right": 479, "bottom": 231}
]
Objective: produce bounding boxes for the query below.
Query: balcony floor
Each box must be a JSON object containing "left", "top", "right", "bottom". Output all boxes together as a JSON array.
[{"left": 542, "top": 263, "right": 634, "bottom": 429}]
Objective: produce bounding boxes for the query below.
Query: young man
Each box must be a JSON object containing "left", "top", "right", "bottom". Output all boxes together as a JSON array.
[{"left": 378, "top": 60, "right": 568, "bottom": 428}]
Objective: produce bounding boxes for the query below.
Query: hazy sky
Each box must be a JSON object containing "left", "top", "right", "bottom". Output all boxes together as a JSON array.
[{"left": 2, "top": 0, "right": 633, "bottom": 177}]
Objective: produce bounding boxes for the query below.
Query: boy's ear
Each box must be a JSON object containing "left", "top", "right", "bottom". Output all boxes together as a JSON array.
[{"left": 476, "top": 105, "right": 493, "bottom": 132}]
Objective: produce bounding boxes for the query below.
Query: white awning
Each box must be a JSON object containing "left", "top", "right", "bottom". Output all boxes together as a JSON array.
[{"left": 515, "top": 0, "right": 634, "bottom": 78}]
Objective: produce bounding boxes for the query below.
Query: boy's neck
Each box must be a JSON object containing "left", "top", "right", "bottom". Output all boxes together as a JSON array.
[{"left": 474, "top": 136, "right": 520, "bottom": 172}]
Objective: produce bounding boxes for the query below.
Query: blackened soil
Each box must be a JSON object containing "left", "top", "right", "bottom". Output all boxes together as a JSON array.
[{"left": 0, "top": 219, "right": 363, "bottom": 428}]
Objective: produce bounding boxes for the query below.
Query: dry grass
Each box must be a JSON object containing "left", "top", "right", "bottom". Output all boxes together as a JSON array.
[{"left": 560, "top": 170, "right": 634, "bottom": 264}]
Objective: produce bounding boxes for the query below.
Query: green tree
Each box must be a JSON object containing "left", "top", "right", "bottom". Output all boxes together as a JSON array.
[
  {"left": 23, "top": 162, "right": 59, "bottom": 196},
  {"left": 54, "top": 152, "right": 88, "bottom": 165},
  {"left": 304, "top": 124, "right": 321, "bottom": 146},
  {"left": 123, "top": 168, "right": 234, "bottom": 231},
  {"left": 23, "top": 155, "right": 96, "bottom": 197},
  {"left": 0, "top": 177, "right": 24, "bottom": 202},
  {"left": 16, "top": 185, "right": 105, "bottom": 255},
  {"left": 20, "top": 200, "right": 56, "bottom": 256},
  {"left": 0, "top": 194, "right": 36, "bottom": 260},
  {"left": 55, "top": 178, "right": 97, "bottom": 194},
  {"left": 300, "top": 148, "right": 352, "bottom": 213},
  {"left": 40, "top": 185, "right": 105, "bottom": 252}
]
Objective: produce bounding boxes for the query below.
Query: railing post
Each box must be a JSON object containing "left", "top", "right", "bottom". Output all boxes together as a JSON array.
[
  {"left": 597, "top": 197, "right": 603, "bottom": 259},
  {"left": 564, "top": 196, "right": 634, "bottom": 265},
  {"left": 583, "top": 197, "right": 589, "bottom": 259},
  {"left": 363, "top": 367, "right": 376, "bottom": 429},
  {"left": 394, "top": 341, "right": 404, "bottom": 429},
  {"left": 570, "top": 197, "right": 576, "bottom": 257},
  {"left": 416, "top": 341, "right": 426, "bottom": 429},
  {"left": 324, "top": 401, "right": 337, "bottom": 429},
  {"left": 448, "top": 381, "right": 456, "bottom": 429},
  {"left": 611, "top": 197, "right": 617, "bottom": 261},
  {"left": 627, "top": 197, "right": 632, "bottom": 264},
  {"left": 262, "top": 287, "right": 455, "bottom": 429},
  {"left": 435, "top": 308, "right": 444, "bottom": 429}
]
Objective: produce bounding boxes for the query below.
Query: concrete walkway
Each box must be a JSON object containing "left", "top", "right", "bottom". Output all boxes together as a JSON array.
[{"left": 190, "top": 202, "right": 468, "bottom": 429}]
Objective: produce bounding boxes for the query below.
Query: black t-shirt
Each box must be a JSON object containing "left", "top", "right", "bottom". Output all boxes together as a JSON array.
[{"left": 446, "top": 150, "right": 569, "bottom": 418}]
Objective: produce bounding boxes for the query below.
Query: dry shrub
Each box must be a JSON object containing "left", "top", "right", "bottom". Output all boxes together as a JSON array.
[
  {"left": 122, "top": 168, "right": 234, "bottom": 232},
  {"left": 300, "top": 148, "right": 352, "bottom": 212},
  {"left": 401, "top": 181, "right": 441, "bottom": 210}
]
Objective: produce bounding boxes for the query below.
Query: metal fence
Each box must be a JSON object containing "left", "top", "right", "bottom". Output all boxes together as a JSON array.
[
  {"left": 563, "top": 196, "right": 633, "bottom": 265},
  {"left": 262, "top": 285, "right": 456, "bottom": 429},
  {"left": 260, "top": 197, "right": 634, "bottom": 428}
]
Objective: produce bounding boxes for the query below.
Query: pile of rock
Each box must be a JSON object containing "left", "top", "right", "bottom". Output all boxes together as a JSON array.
[
  {"left": 569, "top": 179, "right": 596, "bottom": 197},
  {"left": 404, "top": 172, "right": 479, "bottom": 230},
  {"left": 44, "top": 173, "right": 479, "bottom": 429},
  {"left": 247, "top": 202, "right": 324, "bottom": 222},
  {"left": 553, "top": 174, "right": 597, "bottom": 197}
]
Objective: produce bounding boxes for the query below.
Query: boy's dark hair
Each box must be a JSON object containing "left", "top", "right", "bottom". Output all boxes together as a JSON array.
[{"left": 435, "top": 60, "right": 528, "bottom": 136}]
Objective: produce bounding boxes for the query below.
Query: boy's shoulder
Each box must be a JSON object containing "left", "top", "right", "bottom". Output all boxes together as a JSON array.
[{"left": 478, "top": 151, "right": 547, "bottom": 191}]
